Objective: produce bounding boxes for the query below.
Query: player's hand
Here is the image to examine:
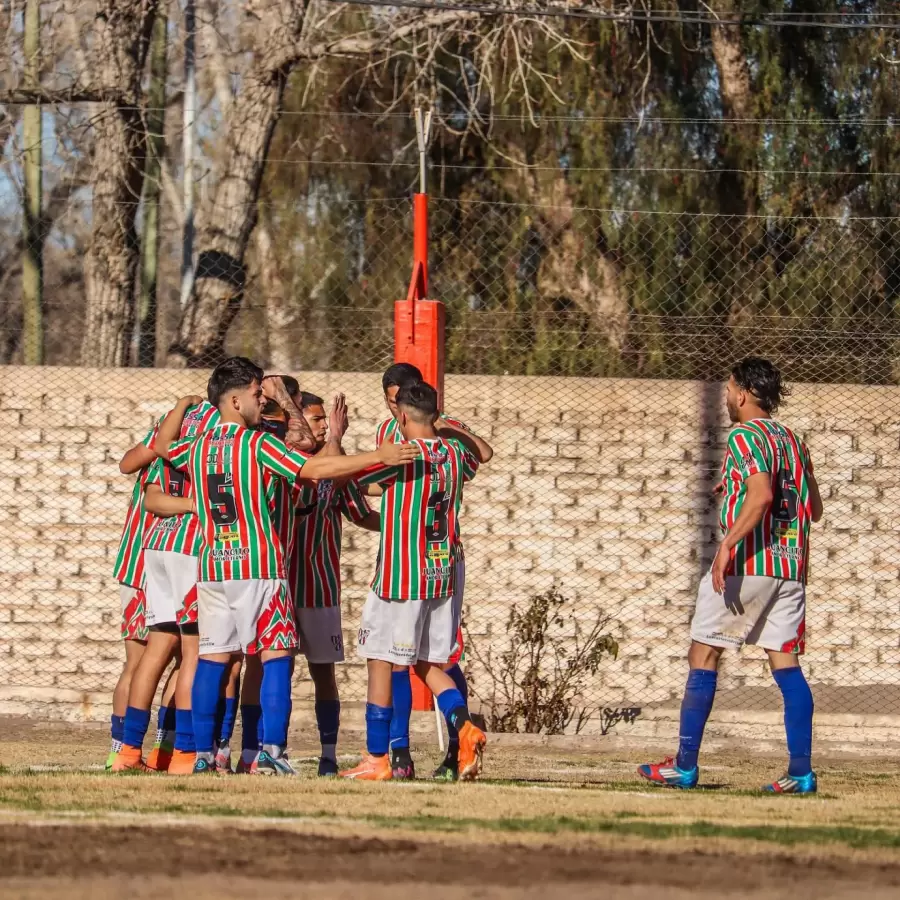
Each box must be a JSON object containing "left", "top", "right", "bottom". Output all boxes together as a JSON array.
[
  {"left": 180, "top": 394, "right": 204, "bottom": 408},
  {"left": 329, "top": 393, "right": 349, "bottom": 442},
  {"left": 712, "top": 481, "right": 725, "bottom": 497},
  {"left": 711, "top": 543, "right": 732, "bottom": 594},
  {"left": 261, "top": 375, "right": 287, "bottom": 403},
  {"left": 377, "top": 441, "right": 420, "bottom": 466}
]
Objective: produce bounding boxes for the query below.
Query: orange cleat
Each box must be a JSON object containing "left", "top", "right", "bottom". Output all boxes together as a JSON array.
[
  {"left": 457, "top": 721, "right": 486, "bottom": 781},
  {"left": 166, "top": 749, "right": 197, "bottom": 775},
  {"left": 339, "top": 753, "right": 393, "bottom": 781},
  {"left": 145, "top": 742, "right": 173, "bottom": 772},
  {"left": 110, "top": 745, "right": 152, "bottom": 773}
]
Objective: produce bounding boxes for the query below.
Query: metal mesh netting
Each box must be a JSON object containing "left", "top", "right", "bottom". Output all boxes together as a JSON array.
[{"left": 1, "top": 186, "right": 898, "bottom": 732}]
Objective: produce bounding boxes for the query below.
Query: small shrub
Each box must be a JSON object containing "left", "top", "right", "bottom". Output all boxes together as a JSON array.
[{"left": 468, "top": 588, "right": 619, "bottom": 735}]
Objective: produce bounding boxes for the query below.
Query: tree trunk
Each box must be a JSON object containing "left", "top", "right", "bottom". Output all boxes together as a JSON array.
[
  {"left": 22, "top": 0, "right": 43, "bottom": 365},
  {"left": 80, "top": 0, "right": 158, "bottom": 367},
  {"left": 255, "top": 200, "right": 294, "bottom": 371},
  {"left": 168, "top": 0, "right": 306, "bottom": 367},
  {"left": 136, "top": 1, "right": 167, "bottom": 367}
]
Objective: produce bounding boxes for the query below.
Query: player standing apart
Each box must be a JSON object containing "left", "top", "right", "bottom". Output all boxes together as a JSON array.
[
  {"left": 374, "top": 363, "right": 493, "bottom": 780},
  {"left": 155, "top": 359, "right": 417, "bottom": 775},
  {"left": 639, "top": 358, "right": 823, "bottom": 793},
  {"left": 343, "top": 383, "right": 486, "bottom": 781}
]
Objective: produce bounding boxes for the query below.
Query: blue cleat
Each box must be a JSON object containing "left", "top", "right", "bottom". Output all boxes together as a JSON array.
[
  {"left": 637, "top": 756, "right": 699, "bottom": 789},
  {"left": 763, "top": 771, "right": 817, "bottom": 794}
]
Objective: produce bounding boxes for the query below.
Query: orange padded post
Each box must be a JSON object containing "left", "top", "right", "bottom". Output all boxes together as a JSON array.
[{"left": 395, "top": 191, "right": 446, "bottom": 713}]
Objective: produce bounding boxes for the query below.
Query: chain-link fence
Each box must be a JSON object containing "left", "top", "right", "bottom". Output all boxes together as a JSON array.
[
  {"left": 2, "top": 185, "right": 899, "bottom": 734},
  {"left": 2, "top": 0, "right": 900, "bottom": 737}
]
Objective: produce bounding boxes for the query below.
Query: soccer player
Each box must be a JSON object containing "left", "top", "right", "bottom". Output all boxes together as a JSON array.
[
  {"left": 342, "top": 382, "right": 487, "bottom": 781},
  {"left": 112, "top": 395, "right": 220, "bottom": 773},
  {"left": 638, "top": 358, "right": 824, "bottom": 793},
  {"left": 374, "top": 363, "right": 493, "bottom": 780},
  {"left": 108, "top": 419, "right": 166, "bottom": 768},
  {"left": 291, "top": 390, "right": 380, "bottom": 775},
  {"left": 154, "top": 358, "right": 418, "bottom": 776}
]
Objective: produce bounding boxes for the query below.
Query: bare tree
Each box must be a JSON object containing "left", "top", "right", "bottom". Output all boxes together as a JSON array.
[{"left": 80, "top": 0, "right": 159, "bottom": 366}]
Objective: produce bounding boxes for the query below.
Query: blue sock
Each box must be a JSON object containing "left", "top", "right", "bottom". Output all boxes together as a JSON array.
[
  {"left": 174, "top": 708, "right": 196, "bottom": 752},
  {"left": 191, "top": 660, "right": 227, "bottom": 754},
  {"left": 444, "top": 664, "right": 468, "bottom": 749},
  {"left": 366, "top": 703, "right": 392, "bottom": 756},
  {"left": 261, "top": 657, "right": 293, "bottom": 748},
  {"left": 218, "top": 697, "right": 238, "bottom": 745},
  {"left": 773, "top": 667, "right": 814, "bottom": 777},
  {"left": 110, "top": 714, "right": 125, "bottom": 744},
  {"left": 122, "top": 706, "right": 151, "bottom": 750},
  {"left": 316, "top": 700, "right": 340, "bottom": 746},
  {"left": 389, "top": 670, "right": 412, "bottom": 751},
  {"left": 676, "top": 669, "right": 718, "bottom": 771},
  {"left": 436, "top": 688, "right": 468, "bottom": 733},
  {"left": 157, "top": 704, "right": 176, "bottom": 736},
  {"left": 240, "top": 704, "right": 262, "bottom": 753}
]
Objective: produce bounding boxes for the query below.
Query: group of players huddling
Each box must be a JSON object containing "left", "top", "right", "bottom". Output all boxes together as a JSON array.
[
  {"left": 109, "top": 354, "right": 824, "bottom": 793},
  {"left": 109, "top": 358, "right": 491, "bottom": 779}
]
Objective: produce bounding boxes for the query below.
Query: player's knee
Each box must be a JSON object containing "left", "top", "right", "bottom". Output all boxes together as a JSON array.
[{"left": 687, "top": 641, "right": 722, "bottom": 670}]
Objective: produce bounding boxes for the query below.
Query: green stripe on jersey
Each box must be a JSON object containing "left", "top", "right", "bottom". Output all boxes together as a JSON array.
[
  {"left": 360, "top": 437, "right": 477, "bottom": 600},
  {"left": 720, "top": 418, "right": 812, "bottom": 583},
  {"left": 169, "top": 423, "right": 308, "bottom": 581}
]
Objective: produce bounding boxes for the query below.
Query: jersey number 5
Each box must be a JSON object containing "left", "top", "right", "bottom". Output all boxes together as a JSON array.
[
  {"left": 207, "top": 473, "right": 238, "bottom": 526},
  {"left": 426, "top": 489, "right": 450, "bottom": 543}
]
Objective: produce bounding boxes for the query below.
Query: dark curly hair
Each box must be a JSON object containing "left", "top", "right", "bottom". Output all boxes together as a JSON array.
[{"left": 731, "top": 357, "right": 790, "bottom": 413}]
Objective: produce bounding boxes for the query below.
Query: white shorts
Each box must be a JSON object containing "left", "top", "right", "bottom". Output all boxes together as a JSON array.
[
  {"left": 357, "top": 590, "right": 455, "bottom": 666},
  {"left": 144, "top": 550, "right": 197, "bottom": 628},
  {"left": 297, "top": 606, "right": 345, "bottom": 665},
  {"left": 197, "top": 579, "right": 297, "bottom": 656},
  {"left": 690, "top": 572, "right": 806, "bottom": 654}
]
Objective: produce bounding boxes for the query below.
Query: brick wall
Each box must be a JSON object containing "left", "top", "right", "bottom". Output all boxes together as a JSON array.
[{"left": 0, "top": 367, "right": 897, "bottom": 725}]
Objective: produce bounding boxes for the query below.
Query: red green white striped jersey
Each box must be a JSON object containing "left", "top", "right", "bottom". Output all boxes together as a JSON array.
[
  {"left": 168, "top": 423, "right": 310, "bottom": 582},
  {"left": 143, "top": 401, "right": 221, "bottom": 556},
  {"left": 112, "top": 420, "right": 160, "bottom": 588},
  {"left": 720, "top": 418, "right": 813, "bottom": 583},
  {"left": 376, "top": 415, "right": 472, "bottom": 560},
  {"left": 290, "top": 479, "right": 372, "bottom": 609},
  {"left": 360, "top": 438, "right": 478, "bottom": 600}
]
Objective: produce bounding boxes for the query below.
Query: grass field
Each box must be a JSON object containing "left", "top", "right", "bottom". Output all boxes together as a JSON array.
[{"left": 1, "top": 717, "right": 900, "bottom": 899}]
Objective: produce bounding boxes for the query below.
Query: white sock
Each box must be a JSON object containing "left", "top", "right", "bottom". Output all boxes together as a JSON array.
[{"left": 321, "top": 743, "right": 337, "bottom": 762}]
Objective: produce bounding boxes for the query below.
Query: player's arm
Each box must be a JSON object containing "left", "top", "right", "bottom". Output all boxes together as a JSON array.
[
  {"left": 352, "top": 510, "right": 381, "bottom": 532},
  {"left": 805, "top": 446, "right": 824, "bottom": 524},
  {"left": 262, "top": 376, "right": 317, "bottom": 452},
  {"left": 711, "top": 433, "right": 773, "bottom": 593},
  {"left": 362, "top": 483, "right": 385, "bottom": 498},
  {"left": 144, "top": 483, "right": 195, "bottom": 517},
  {"left": 436, "top": 417, "right": 493, "bottom": 464},
  {"left": 299, "top": 441, "right": 419, "bottom": 481},
  {"left": 119, "top": 416, "right": 168, "bottom": 474},
  {"left": 153, "top": 395, "right": 204, "bottom": 461},
  {"left": 340, "top": 481, "right": 379, "bottom": 532}
]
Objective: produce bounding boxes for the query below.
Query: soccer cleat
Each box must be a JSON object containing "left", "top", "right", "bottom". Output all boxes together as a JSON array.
[
  {"left": 105, "top": 750, "right": 118, "bottom": 772},
  {"left": 256, "top": 748, "right": 298, "bottom": 776},
  {"left": 110, "top": 745, "right": 152, "bottom": 773},
  {"left": 432, "top": 752, "right": 460, "bottom": 782},
  {"left": 390, "top": 750, "right": 416, "bottom": 780},
  {"left": 457, "top": 722, "right": 487, "bottom": 781},
  {"left": 192, "top": 753, "right": 216, "bottom": 775},
  {"left": 214, "top": 741, "right": 233, "bottom": 775},
  {"left": 145, "top": 738, "right": 174, "bottom": 773},
  {"left": 236, "top": 751, "right": 260, "bottom": 775},
  {"left": 340, "top": 753, "right": 393, "bottom": 781},
  {"left": 763, "top": 771, "right": 817, "bottom": 794},
  {"left": 637, "top": 756, "right": 699, "bottom": 789},
  {"left": 318, "top": 757, "right": 339, "bottom": 777},
  {"left": 166, "top": 749, "right": 198, "bottom": 776}
]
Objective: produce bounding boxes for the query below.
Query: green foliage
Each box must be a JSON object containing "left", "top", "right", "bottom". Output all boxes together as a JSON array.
[{"left": 469, "top": 589, "right": 619, "bottom": 735}]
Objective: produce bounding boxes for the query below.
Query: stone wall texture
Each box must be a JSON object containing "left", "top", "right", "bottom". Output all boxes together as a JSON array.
[{"left": 0, "top": 367, "right": 897, "bottom": 729}]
